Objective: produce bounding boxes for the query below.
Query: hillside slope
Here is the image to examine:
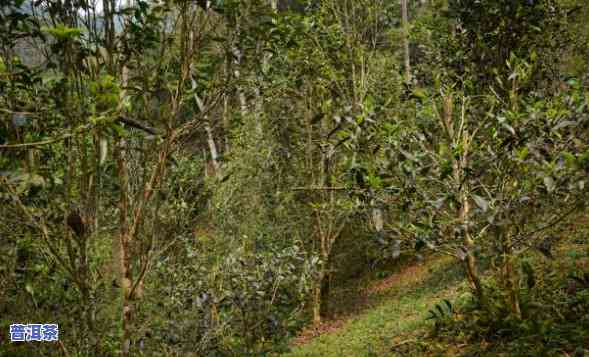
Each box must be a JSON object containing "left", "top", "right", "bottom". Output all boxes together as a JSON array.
[
  {"left": 285, "top": 256, "right": 468, "bottom": 356},
  {"left": 286, "top": 238, "right": 589, "bottom": 357}
]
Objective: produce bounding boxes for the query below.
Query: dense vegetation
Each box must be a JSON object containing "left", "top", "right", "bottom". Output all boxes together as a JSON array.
[{"left": 1, "top": 0, "right": 588, "bottom": 355}]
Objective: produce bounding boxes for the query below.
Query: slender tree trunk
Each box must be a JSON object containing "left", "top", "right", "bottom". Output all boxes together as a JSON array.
[
  {"left": 444, "top": 95, "right": 485, "bottom": 305},
  {"left": 115, "top": 138, "right": 132, "bottom": 357},
  {"left": 312, "top": 271, "right": 323, "bottom": 326},
  {"left": 205, "top": 122, "right": 220, "bottom": 177},
  {"left": 372, "top": 208, "right": 384, "bottom": 232},
  {"left": 501, "top": 229, "right": 521, "bottom": 318},
  {"left": 192, "top": 77, "right": 221, "bottom": 177},
  {"left": 118, "top": 0, "right": 133, "bottom": 347},
  {"left": 251, "top": 0, "right": 278, "bottom": 135},
  {"left": 120, "top": 248, "right": 132, "bottom": 357},
  {"left": 231, "top": 38, "right": 248, "bottom": 120},
  {"left": 401, "top": 0, "right": 411, "bottom": 83},
  {"left": 120, "top": 250, "right": 132, "bottom": 357},
  {"left": 313, "top": 230, "right": 334, "bottom": 326},
  {"left": 223, "top": 61, "right": 231, "bottom": 153},
  {"left": 459, "top": 192, "right": 485, "bottom": 304}
]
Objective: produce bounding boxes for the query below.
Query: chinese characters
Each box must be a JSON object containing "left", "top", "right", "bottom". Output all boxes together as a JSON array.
[{"left": 9, "top": 324, "right": 59, "bottom": 342}]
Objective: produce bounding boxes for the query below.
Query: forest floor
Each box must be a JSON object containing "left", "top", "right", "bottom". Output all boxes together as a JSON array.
[
  {"left": 284, "top": 254, "right": 469, "bottom": 356},
  {"left": 285, "top": 228, "right": 589, "bottom": 356}
]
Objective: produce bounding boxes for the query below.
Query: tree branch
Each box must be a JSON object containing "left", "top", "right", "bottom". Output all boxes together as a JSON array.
[{"left": 0, "top": 116, "right": 161, "bottom": 149}]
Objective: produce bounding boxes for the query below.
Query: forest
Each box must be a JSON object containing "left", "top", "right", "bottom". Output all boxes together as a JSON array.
[{"left": 1, "top": 0, "right": 589, "bottom": 355}]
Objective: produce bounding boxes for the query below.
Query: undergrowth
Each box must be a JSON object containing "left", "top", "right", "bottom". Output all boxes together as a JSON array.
[
  {"left": 288, "top": 237, "right": 589, "bottom": 357},
  {"left": 416, "top": 242, "right": 589, "bottom": 357}
]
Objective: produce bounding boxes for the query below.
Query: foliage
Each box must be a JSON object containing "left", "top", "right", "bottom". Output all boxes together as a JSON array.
[
  {"left": 1, "top": 0, "right": 589, "bottom": 355},
  {"left": 428, "top": 243, "right": 589, "bottom": 356}
]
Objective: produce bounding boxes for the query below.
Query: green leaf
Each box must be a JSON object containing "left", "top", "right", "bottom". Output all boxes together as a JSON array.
[
  {"left": 110, "top": 122, "right": 127, "bottom": 137},
  {"left": 367, "top": 175, "right": 382, "bottom": 189},
  {"left": 410, "top": 88, "right": 427, "bottom": 100},
  {"left": 42, "top": 25, "right": 83, "bottom": 40},
  {"left": 517, "top": 147, "right": 529, "bottom": 161},
  {"left": 443, "top": 299, "right": 453, "bottom": 313},
  {"left": 562, "top": 152, "right": 576, "bottom": 168},
  {"left": 25, "top": 283, "right": 34, "bottom": 295}
]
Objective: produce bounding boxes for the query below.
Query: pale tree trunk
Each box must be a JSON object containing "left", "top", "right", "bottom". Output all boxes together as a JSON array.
[
  {"left": 120, "top": 68, "right": 131, "bottom": 357},
  {"left": 501, "top": 228, "right": 521, "bottom": 318},
  {"left": 192, "top": 78, "right": 220, "bottom": 178},
  {"left": 189, "top": 11, "right": 221, "bottom": 178},
  {"left": 312, "top": 231, "right": 338, "bottom": 325},
  {"left": 115, "top": 138, "right": 132, "bottom": 357},
  {"left": 225, "top": 0, "right": 247, "bottom": 119},
  {"left": 401, "top": 0, "right": 411, "bottom": 83},
  {"left": 232, "top": 43, "right": 249, "bottom": 120},
  {"left": 314, "top": 187, "right": 346, "bottom": 325},
  {"left": 458, "top": 188, "right": 484, "bottom": 303},
  {"left": 251, "top": 0, "right": 278, "bottom": 135},
  {"left": 313, "top": 227, "right": 332, "bottom": 326},
  {"left": 312, "top": 270, "right": 323, "bottom": 326},
  {"left": 205, "top": 123, "right": 220, "bottom": 177},
  {"left": 223, "top": 59, "right": 231, "bottom": 153},
  {"left": 443, "top": 95, "right": 485, "bottom": 305},
  {"left": 372, "top": 208, "right": 384, "bottom": 232},
  {"left": 118, "top": 3, "right": 133, "bottom": 352}
]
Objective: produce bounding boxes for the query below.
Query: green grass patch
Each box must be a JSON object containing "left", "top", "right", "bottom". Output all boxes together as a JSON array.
[
  {"left": 284, "top": 256, "right": 467, "bottom": 356},
  {"left": 285, "top": 232, "right": 589, "bottom": 357}
]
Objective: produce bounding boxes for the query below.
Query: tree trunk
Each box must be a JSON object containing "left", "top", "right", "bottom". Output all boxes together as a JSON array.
[
  {"left": 320, "top": 269, "right": 331, "bottom": 318},
  {"left": 502, "top": 230, "right": 521, "bottom": 318},
  {"left": 116, "top": 139, "right": 133, "bottom": 357},
  {"left": 504, "top": 253, "right": 522, "bottom": 318},
  {"left": 231, "top": 42, "right": 249, "bottom": 120},
  {"left": 205, "top": 121, "right": 220, "bottom": 176},
  {"left": 372, "top": 208, "right": 384, "bottom": 232},
  {"left": 457, "top": 179, "right": 486, "bottom": 308},
  {"left": 312, "top": 271, "right": 323, "bottom": 326},
  {"left": 401, "top": 0, "right": 411, "bottom": 83},
  {"left": 458, "top": 173, "right": 485, "bottom": 305},
  {"left": 120, "top": 247, "right": 133, "bottom": 357},
  {"left": 445, "top": 94, "right": 485, "bottom": 306}
]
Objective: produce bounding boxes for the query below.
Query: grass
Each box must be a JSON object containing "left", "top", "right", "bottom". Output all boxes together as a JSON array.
[
  {"left": 283, "top": 255, "right": 469, "bottom": 356},
  {"left": 284, "top": 232, "right": 589, "bottom": 357}
]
